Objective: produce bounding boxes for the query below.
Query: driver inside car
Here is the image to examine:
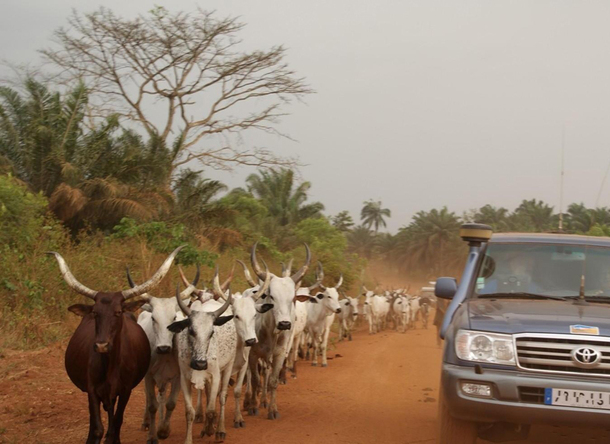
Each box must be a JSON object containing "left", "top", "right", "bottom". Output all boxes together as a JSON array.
[{"left": 479, "top": 253, "right": 541, "bottom": 295}]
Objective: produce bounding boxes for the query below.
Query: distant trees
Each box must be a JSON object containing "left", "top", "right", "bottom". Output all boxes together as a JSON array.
[{"left": 331, "top": 211, "right": 354, "bottom": 232}]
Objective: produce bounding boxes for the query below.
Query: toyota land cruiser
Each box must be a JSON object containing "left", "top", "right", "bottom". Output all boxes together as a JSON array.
[{"left": 436, "top": 224, "right": 610, "bottom": 443}]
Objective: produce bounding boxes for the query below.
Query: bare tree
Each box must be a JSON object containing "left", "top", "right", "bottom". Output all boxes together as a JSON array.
[{"left": 41, "top": 6, "right": 313, "bottom": 174}]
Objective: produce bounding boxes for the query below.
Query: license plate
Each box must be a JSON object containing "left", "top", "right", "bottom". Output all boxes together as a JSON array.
[{"left": 545, "top": 388, "right": 610, "bottom": 410}]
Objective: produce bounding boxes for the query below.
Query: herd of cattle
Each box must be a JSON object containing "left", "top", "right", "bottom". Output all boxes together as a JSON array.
[{"left": 47, "top": 243, "right": 432, "bottom": 444}]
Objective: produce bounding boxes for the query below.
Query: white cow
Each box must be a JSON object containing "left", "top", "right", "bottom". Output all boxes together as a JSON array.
[
  {"left": 392, "top": 295, "right": 411, "bottom": 333},
  {"left": 169, "top": 282, "right": 236, "bottom": 443},
  {"left": 409, "top": 296, "right": 420, "bottom": 329},
  {"left": 337, "top": 295, "right": 359, "bottom": 341},
  {"left": 244, "top": 243, "right": 313, "bottom": 420},
  {"left": 129, "top": 265, "right": 201, "bottom": 443},
  {"left": 306, "top": 263, "right": 342, "bottom": 367}
]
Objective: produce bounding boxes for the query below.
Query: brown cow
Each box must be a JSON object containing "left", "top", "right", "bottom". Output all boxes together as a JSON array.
[{"left": 48, "top": 246, "right": 184, "bottom": 444}]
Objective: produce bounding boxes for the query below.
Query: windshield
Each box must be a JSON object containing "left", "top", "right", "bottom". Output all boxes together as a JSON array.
[{"left": 476, "top": 243, "right": 610, "bottom": 299}]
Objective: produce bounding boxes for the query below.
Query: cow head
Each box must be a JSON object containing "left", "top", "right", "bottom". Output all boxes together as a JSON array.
[
  {"left": 127, "top": 264, "right": 200, "bottom": 354},
  {"left": 250, "top": 242, "right": 311, "bottom": 331},
  {"left": 312, "top": 262, "right": 342, "bottom": 314},
  {"left": 344, "top": 296, "right": 359, "bottom": 319},
  {"left": 49, "top": 246, "right": 184, "bottom": 354},
  {"left": 168, "top": 285, "right": 233, "bottom": 371},
  {"left": 218, "top": 263, "right": 273, "bottom": 347}
]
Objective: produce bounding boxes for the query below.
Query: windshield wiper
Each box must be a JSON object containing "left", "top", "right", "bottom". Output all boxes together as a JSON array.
[
  {"left": 477, "top": 292, "right": 567, "bottom": 301},
  {"left": 564, "top": 295, "right": 610, "bottom": 304}
]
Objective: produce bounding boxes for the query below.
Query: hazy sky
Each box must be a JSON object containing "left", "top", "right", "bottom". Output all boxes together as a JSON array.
[{"left": 3, "top": 1, "right": 610, "bottom": 231}]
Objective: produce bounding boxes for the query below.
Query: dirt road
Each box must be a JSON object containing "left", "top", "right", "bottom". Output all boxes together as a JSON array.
[{"left": 2, "top": 320, "right": 610, "bottom": 444}]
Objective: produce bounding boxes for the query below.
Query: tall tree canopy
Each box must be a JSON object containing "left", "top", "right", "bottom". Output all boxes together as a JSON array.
[
  {"left": 361, "top": 200, "right": 391, "bottom": 233},
  {"left": 42, "top": 7, "right": 313, "bottom": 177}
]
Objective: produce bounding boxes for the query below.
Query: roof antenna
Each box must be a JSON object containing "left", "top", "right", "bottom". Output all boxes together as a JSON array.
[{"left": 558, "top": 126, "right": 565, "bottom": 232}]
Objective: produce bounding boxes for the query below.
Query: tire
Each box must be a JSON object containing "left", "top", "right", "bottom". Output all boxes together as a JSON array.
[{"left": 437, "top": 390, "right": 478, "bottom": 444}]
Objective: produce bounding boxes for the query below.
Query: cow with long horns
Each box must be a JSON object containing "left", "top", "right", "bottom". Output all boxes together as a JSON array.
[
  {"left": 168, "top": 271, "right": 236, "bottom": 443},
  {"left": 243, "top": 243, "right": 313, "bottom": 420},
  {"left": 126, "top": 264, "right": 201, "bottom": 443},
  {"left": 305, "top": 262, "right": 343, "bottom": 367},
  {"left": 48, "top": 246, "right": 184, "bottom": 444}
]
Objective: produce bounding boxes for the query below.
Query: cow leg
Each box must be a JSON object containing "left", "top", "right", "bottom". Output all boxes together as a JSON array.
[
  {"left": 142, "top": 374, "right": 159, "bottom": 444},
  {"left": 86, "top": 392, "right": 104, "bottom": 444},
  {"left": 157, "top": 382, "right": 167, "bottom": 424},
  {"left": 245, "top": 358, "right": 259, "bottom": 416},
  {"left": 267, "top": 351, "right": 285, "bottom": 420},
  {"left": 201, "top": 372, "right": 220, "bottom": 438},
  {"left": 312, "top": 334, "right": 321, "bottom": 366},
  {"left": 107, "top": 391, "right": 130, "bottom": 444},
  {"left": 233, "top": 362, "right": 248, "bottom": 428},
  {"left": 338, "top": 321, "right": 344, "bottom": 341},
  {"left": 321, "top": 327, "right": 331, "bottom": 367},
  {"left": 278, "top": 360, "right": 287, "bottom": 385},
  {"left": 194, "top": 389, "right": 204, "bottom": 423},
  {"left": 157, "top": 377, "right": 180, "bottom": 440},
  {"left": 215, "top": 367, "right": 232, "bottom": 442},
  {"left": 259, "top": 364, "right": 270, "bottom": 408},
  {"left": 180, "top": 375, "right": 195, "bottom": 444}
]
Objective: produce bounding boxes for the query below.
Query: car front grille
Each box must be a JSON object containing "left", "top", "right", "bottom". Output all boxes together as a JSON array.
[
  {"left": 515, "top": 334, "right": 610, "bottom": 377},
  {"left": 518, "top": 386, "right": 545, "bottom": 404}
]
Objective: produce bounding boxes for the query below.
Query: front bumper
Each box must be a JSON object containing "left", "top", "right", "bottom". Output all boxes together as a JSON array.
[{"left": 443, "top": 363, "right": 610, "bottom": 427}]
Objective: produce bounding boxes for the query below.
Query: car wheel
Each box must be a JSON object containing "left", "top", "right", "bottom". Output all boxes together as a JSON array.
[{"left": 437, "top": 390, "right": 477, "bottom": 444}]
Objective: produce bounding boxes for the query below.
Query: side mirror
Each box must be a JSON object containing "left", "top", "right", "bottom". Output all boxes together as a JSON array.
[{"left": 435, "top": 277, "right": 458, "bottom": 300}]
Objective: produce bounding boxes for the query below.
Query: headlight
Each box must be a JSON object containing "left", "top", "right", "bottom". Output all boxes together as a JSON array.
[{"left": 455, "top": 330, "right": 515, "bottom": 365}]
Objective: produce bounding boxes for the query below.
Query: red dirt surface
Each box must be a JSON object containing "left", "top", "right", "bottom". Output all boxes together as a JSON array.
[{"left": 1, "top": 319, "right": 609, "bottom": 444}]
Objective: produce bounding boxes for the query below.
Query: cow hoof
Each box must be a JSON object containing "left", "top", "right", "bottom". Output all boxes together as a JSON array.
[
  {"left": 348, "top": 336, "right": 353, "bottom": 341},
  {"left": 322, "top": 363, "right": 328, "bottom": 367},
  {"left": 194, "top": 413, "right": 204, "bottom": 423},
  {"left": 146, "top": 439, "right": 159, "bottom": 444},
  {"left": 215, "top": 432, "right": 226, "bottom": 442},
  {"left": 233, "top": 420, "right": 245, "bottom": 428},
  {"left": 247, "top": 408, "right": 259, "bottom": 416},
  {"left": 260, "top": 400, "right": 268, "bottom": 408},
  {"left": 311, "top": 362, "right": 317, "bottom": 366},
  {"left": 157, "top": 426, "right": 170, "bottom": 439},
  {"left": 267, "top": 411, "right": 280, "bottom": 420}
]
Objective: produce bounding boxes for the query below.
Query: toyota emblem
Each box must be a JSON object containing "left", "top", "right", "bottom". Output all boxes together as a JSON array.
[{"left": 571, "top": 347, "right": 602, "bottom": 367}]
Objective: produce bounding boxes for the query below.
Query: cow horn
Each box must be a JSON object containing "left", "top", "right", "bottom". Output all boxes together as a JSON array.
[
  {"left": 253, "top": 261, "right": 272, "bottom": 302},
  {"left": 317, "top": 261, "right": 327, "bottom": 291},
  {"left": 335, "top": 273, "right": 343, "bottom": 289},
  {"left": 283, "top": 258, "right": 294, "bottom": 278},
  {"left": 291, "top": 243, "right": 311, "bottom": 284},
  {"left": 46, "top": 252, "right": 97, "bottom": 299},
  {"left": 121, "top": 246, "right": 185, "bottom": 300},
  {"left": 213, "top": 289, "right": 233, "bottom": 318},
  {"left": 250, "top": 242, "right": 268, "bottom": 281},
  {"left": 125, "top": 267, "right": 152, "bottom": 302},
  {"left": 212, "top": 265, "right": 227, "bottom": 301},
  {"left": 237, "top": 260, "right": 257, "bottom": 287},
  {"left": 178, "top": 264, "right": 201, "bottom": 300},
  {"left": 175, "top": 284, "right": 191, "bottom": 316},
  {"left": 221, "top": 264, "right": 235, "bottom": 292},
  {"left": 308, "top": 261, "right": 324, "bottom": 291}
]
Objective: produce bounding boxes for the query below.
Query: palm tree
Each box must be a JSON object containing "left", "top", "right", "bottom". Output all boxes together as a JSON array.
[
  {"left": 347, "top": 226, "right": 377, "bottom": 259},
  {"left": 360, "top": 200, "right": 391, "bottom": 233},
  {"left": 400, "top": 207, "right": 462, "bottom": 275},
  {"left": 246, "top": 168, "right": 324, "bottom": 226},
  {"left": 473, "top": 205, "right": 511, "bottom": 232},
  {"left": 514, "top": 199, "right": 555, "bottom": 232},
  {"left": 331, "top": 211, "right": 354, "bottom": 232}
]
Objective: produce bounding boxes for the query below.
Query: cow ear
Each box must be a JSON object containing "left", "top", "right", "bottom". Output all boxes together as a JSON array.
[
  {"left": 294, "top": 295, "right": 313, "bottom": 303},
  {"left": 68, "top": 304, "right": 93, "bottom": 317},
  {"left": 168, "top": 318, "right": 191, "bottom": 333},
  {"left": 214, "top": 315, "right": 234, "bottom": 326},
  {"left": 123, "top": 299, "right": 148, "bottom": 313},
  {"left": 256, "top": 303, "right": 274, "bottom": 314}
]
